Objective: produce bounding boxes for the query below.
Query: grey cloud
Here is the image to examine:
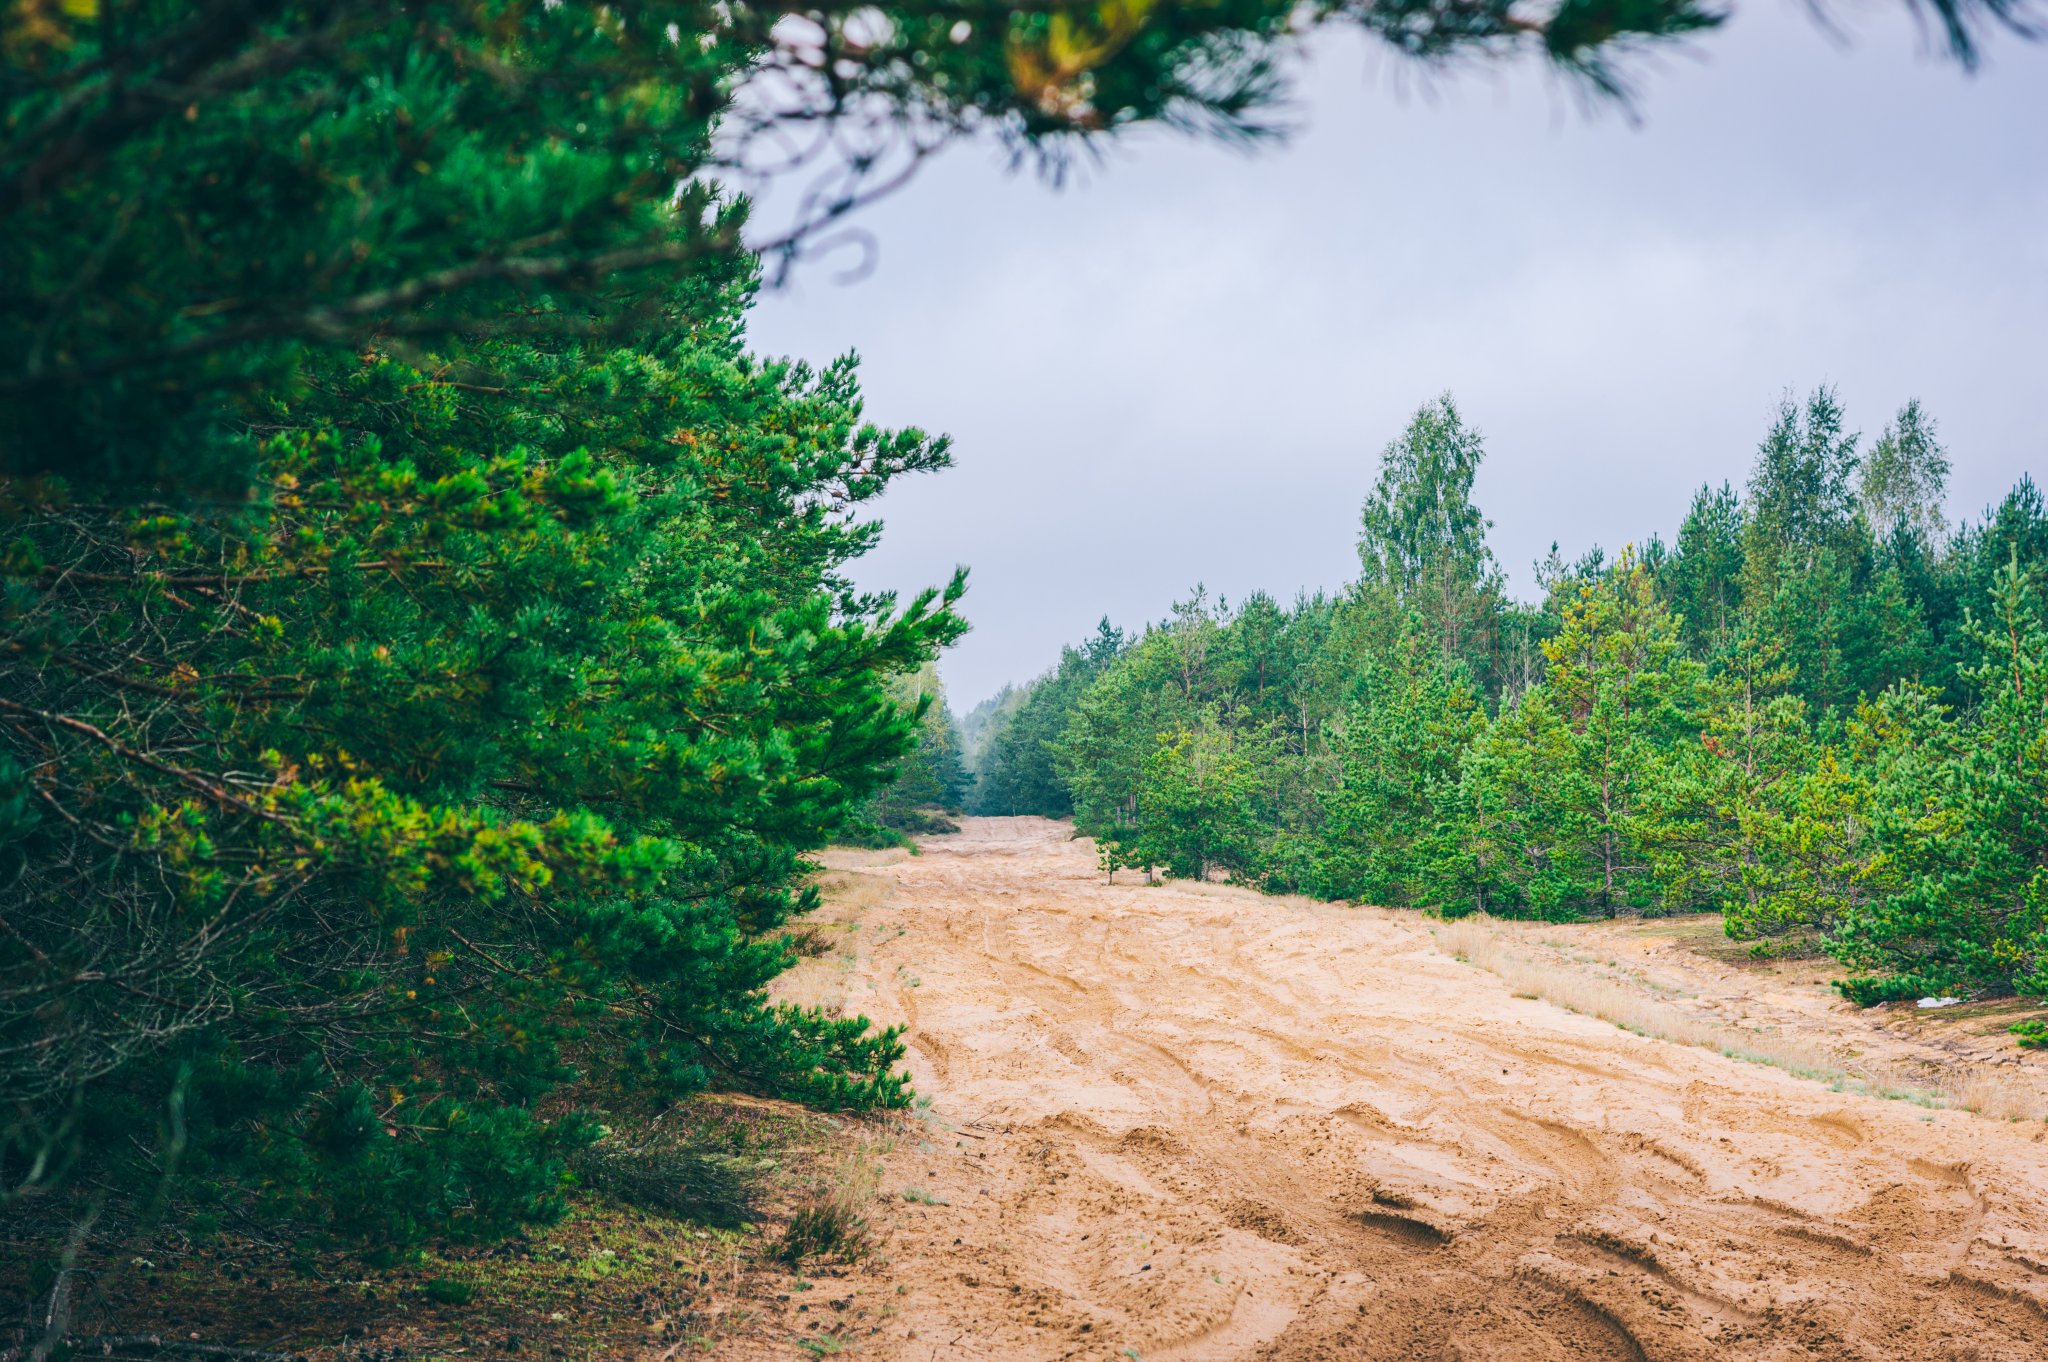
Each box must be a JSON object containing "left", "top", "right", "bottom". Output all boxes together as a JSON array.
[{"left": 745, "top": 5, "right": 2048, "bottom": 709}]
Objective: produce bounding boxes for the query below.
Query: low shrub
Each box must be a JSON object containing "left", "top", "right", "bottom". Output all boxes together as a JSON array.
[
  {"left": 1834, "top": 973, "right": 1965, "bottom": 1007},
  {"left": 424, "top": 1277, "right": 476, "bottom": 1306},
  {"left": 571, "top": 1137, "right": 766, "bottom": 1229}
]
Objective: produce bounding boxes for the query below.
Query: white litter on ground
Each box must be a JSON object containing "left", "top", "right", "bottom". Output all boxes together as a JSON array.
[{"left": 1917, "top": 996, "right": 1962, "bottom": 1009}]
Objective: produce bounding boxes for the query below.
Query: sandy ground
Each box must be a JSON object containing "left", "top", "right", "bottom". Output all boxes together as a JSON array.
[{"left": 773, "top": 816, "right": 2048, "bottom": 1362}]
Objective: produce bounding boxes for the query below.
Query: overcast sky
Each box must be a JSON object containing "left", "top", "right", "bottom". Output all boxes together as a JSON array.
[{"left": 744, "top": 3, "right": 2048, "bottom": 712}]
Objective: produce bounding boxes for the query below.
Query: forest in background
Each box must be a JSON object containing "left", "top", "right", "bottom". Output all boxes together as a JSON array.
[{"left": 965, "top": 391, "right": 2048, "bottom": 1005}]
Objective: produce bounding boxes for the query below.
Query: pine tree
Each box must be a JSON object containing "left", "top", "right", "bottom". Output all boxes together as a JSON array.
[
  {"left": 1930, "top": 477, "right": 2048, "bottom": 697},
  {"left": 1541, "top": 552, "right": 1699, "bottom": 915},
  {"left": 1453, "top": 551, "right": 1697, "bottom": 918},
  {"left": 1744, "top": 387, "right": 1863, "bottom": 585},
  {"left": 1738, "top": 390, "right": 1942, "bottom": 710},
  {"left": 1124, "top": 716, "right": 1274, "bottom": 883},
  {"left": 1745, "top": 724, "right": 1892, "bottom": 948},
  {"left": 0, "top": 282, "right": 965, "bottom": 1237},
  {"left": 1055, "top": 635, "right": 1194, "bottom": 874},
  {"left": 1649, "top": 628, "right": 1816, "bottom": 933},
  {"left": 1222, "top": 590, "right": 1292, "bottom": 713},
  {"left": 860, "top": 664, "right": 972, "bottom": 835},
  {"left": 1276, "top": 592, "right": 1346, "bottom": 754},
  {"left": 1314, "top": 653, "right": 1485, "bottom": 905},
  {"left": 1453, "top": 685, "right": 1596, "bottom": 919},
  {"left": 1839, "top": 554, "right": 1938, "bottom": 697},
  {"left": 1832, "top": 556, "right": 2048, "bottom": 998},
  {"left": 1664, "top": 482, "right": 1745, "bottom": 659}
]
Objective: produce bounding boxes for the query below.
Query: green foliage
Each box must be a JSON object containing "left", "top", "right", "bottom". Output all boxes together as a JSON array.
[
  {"left": 972, "top": 618, "right": 1124, "bottom": 816},
  {"left": 1646, "top": 628, "right": 1806, "bottom": 925},
  {"left": 1488, "top": 551, "right": 1699, "bottom": 917},
  {"left": 5, "top": 0, "right": 748, "bottom": 490},
  {"left": 858, "top": 664, "right": 970, "bottom": 836},
  {"left": 1309, "top": 655, "right": 1483, "bottom": 905},
  {"left": 1829, "top": 557, "right": 2048, "bottom": 998},
  {"left": 1122, "top": 716, "right": 1276, "bottom": 883},
  {"left": 1356, "top": 393, "right": 1503, "bottom": 672},
  {"left": 2, "top": 0, "right": 2038, "bottom": 1278},
  {"left": 1744, "top": 387, "right": 1863, "bottom": 585},
  {"left": 1833, "top": 972, "right": 1964, "bottom": 1007},
  {"left": 1665, "top": 482, "right": 1745, "bottom": 659},
  {"left": 1053, "top": 619, "right": 1193, "bottom": 848},
  {"left": 0, "top": 283, "right": 959, "bottom": 1241},
  {"left": 2011, "top": 1020, "right": 2048, "bottom": 1050},
  {"left": 1007, "top": 391, "right": 2048, "bottom": 1006},
  {"left": 425, "top": 1278, "right": 478, "bottom": 1306}
]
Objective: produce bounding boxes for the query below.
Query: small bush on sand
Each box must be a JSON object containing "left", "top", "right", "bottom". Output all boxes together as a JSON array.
[
  {"left": 887, "top": 808, "right": 961, "bottom": 836},
  {"left": 424, "top": 1277, "right": 476, "bottom": 1306}
]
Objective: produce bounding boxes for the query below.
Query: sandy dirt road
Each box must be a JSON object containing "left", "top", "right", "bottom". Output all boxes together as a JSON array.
[{"left": 778, "top": 817, "right": 2048, "bottom": 1361}]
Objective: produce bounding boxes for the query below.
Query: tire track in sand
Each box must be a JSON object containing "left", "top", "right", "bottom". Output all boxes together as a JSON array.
[{"left": 776, "top": 817, "right": 2048, "bottom": 1362}]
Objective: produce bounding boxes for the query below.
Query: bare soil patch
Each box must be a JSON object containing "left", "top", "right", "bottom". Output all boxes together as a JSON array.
[{"left": 775, "top": 816, "right": 2048, "bottom": 1362}]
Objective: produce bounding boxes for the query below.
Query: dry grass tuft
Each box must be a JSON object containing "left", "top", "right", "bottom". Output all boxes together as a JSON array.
[
  {"left": 775, "top": 1147, "right": 883, "bottom": 1268},
  {"left": 1429, "top": 915, "right": 2048, "bottom": 1122},
  {"left": 571, "top": 1136, "right": 767, "bottom": 1228},
  {"left": 776, "top": 923, "right": 839, "bottom": 959}
]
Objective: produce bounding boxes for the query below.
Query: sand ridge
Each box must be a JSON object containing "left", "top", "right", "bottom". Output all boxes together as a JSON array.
[{"left": 778, "top": 816, "right": 2048, "bottom": 1361}]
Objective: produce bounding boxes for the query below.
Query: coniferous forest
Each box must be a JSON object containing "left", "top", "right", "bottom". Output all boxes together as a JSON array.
[
  {"left": 970, "top": 392, "right": 2048, "bottom": 1003},
  {"left": 2, "top": 0, "right": 2044, "bottom": 1355}
]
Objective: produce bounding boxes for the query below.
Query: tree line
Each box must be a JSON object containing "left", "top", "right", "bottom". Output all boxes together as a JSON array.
[
  {"left": 968, "top": 392, "right": 2048, "bottom": 1005},
  {"left": 851, "top": 664, "right": 972, "bottom": 844}
]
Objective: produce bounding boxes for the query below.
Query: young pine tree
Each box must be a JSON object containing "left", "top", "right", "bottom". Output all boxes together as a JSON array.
[
  {"left": 1457, "top": 552, "right": 1697, "bottom": 918},
  {"left": 1664, "top": 482, "right": 1745, "bottom": 660},
  {"left": 1648, "top": 629, "right": 1818, "bottom": 935},
  {"left": 1055, "top": 637, "right": 1193, "bottom": 879},
  {"left": 1126, "top": 716, "right": 1276, "bottom": 884},
  {"left": 1831, "top": 556, "right": 2048, "bottom": 999},
  {"left": 1314, "top": 654, "right": 1485, "bottom": 906}
]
